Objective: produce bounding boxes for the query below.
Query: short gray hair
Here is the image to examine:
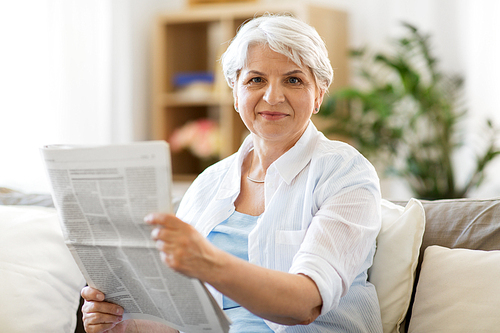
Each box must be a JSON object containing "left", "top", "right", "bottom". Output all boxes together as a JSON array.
[{"left": 221, "top": 14, "right": 334, "bottom": 91}]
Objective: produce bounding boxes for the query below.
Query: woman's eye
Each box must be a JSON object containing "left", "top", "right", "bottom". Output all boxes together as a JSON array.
[
  {"left": 288, "top": 77, "right": 301, "bottom": 84},
  {"left": 250, "top": 77, "right": 262, "bottom": 84}
]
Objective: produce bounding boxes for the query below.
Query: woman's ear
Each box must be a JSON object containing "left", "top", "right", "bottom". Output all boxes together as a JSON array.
[{"left": 315, "top": 88, "right": 326, "bottom": 111}]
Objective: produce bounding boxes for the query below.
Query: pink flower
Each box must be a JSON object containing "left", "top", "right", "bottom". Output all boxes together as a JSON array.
[{"left": 169, "top": 119, "right": 221, "bottom": 159}]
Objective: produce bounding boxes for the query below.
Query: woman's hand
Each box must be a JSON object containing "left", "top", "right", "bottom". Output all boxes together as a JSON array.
[
  {"left": 81, "top": 286, "right": 128, "bottom": 333},
  {"left": 145, "top": 213, "right": 223, "bottom": 282},
  {"left": 145, "top": 213, "right": 322, "bottom": 325}
]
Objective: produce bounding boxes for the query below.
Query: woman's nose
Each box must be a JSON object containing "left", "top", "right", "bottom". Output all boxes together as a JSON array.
[{"left": 263, "top": 82, "right": 285, "bottom": 105}]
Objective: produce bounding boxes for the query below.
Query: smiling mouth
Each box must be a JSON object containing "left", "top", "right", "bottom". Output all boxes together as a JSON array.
[{"left": 258, "top": 111, "right": 289, "bottom": 120}]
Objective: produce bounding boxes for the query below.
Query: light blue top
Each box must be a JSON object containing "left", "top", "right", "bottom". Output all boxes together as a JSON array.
[{"left": 207, "top": 211, "right": 272, "bottom": 333}]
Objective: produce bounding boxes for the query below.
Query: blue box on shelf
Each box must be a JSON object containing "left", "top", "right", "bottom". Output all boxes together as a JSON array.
[{"left": 173, "top": 71, "right": 214, "bottom": 87}]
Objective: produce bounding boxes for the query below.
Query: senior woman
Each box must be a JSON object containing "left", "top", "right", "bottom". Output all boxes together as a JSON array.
[{"left": 81, "top": 14, "right": 383, "bottom": 333}]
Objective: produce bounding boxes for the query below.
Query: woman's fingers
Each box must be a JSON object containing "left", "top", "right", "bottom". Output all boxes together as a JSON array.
[
  {"left": 81, "top": 286, "right": 125, "bottom": 333},
  {"left": 82, "top": 302, "right": 124, "bottom": 333},
  {"left": 146, "top": 213, "right": 196, "bottom": 247},
  {"left": 145, "top": 213, "right": 222, "bottom": 281},
  {"left": 147, "top": 214, "right": 198, "bottom": 273},
  {"left": 82, "top": 299, "right": 124, "bottom": 317},
  {"left": 81, "top": 286, "right": 105, "bottom": 301},
  {"left": 144, "top": 213, "right": 177, "bottom": 227},
  {"left": 83, "top": 312, "right": 122, "bottom": 326},
  {"left": 81, "top": 286, "right": 123, "bottom": 317}
]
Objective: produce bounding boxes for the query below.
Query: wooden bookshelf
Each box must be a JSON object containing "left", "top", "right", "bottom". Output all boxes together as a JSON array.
[{"left": 151, "top": 2, "right": 349, "bottom": 179}]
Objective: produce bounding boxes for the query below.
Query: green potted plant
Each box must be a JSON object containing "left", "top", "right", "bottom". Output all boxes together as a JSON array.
[{"left": 319, "top": 23, "right": 499, "bottom": 199}]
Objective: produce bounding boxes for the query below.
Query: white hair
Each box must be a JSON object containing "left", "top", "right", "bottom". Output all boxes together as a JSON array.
[{"left": 221, "top": 14, "right": 334, "bottom": 91}]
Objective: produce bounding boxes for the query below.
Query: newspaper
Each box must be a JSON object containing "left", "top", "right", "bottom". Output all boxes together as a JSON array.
[{"left": 41, "top": 141, "right": 230, "bottom": 333}]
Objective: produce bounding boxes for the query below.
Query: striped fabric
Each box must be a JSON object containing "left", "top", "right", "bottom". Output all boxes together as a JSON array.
[{"left": 177, "top": 121, "right": 383, "bottom": 332}]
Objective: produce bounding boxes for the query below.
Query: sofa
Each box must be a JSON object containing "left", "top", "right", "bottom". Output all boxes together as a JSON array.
[
  {"left": 1, "top": 187, "right": 499, "bottom": 333},
  {"left": 373, "top": 198, "right": 500, "bottom": 333}
]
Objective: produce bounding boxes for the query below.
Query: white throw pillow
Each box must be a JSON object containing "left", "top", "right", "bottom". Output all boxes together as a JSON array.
[
  {"left": 0, "top": 205, "right": 86, "bottom": 333},
  {"left": 369, "top": 199, "right": 426, "bottom": 333},
  {"left": 408, "top": 245, "right": 500, "bottom": 333}
]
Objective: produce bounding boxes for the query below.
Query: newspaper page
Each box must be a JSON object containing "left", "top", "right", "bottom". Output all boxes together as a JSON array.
[{"left": 41, "top": 141, "right": 230, "bottom": 333}]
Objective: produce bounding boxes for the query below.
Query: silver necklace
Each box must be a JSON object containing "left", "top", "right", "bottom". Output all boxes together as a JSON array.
[{"left": 247, "top": 148, "right": 265, "bottom": 183}]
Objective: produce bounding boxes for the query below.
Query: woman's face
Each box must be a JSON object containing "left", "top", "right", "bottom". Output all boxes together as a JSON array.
[{"left": 233, "top": 44, "right": 325, "bottom": 148}]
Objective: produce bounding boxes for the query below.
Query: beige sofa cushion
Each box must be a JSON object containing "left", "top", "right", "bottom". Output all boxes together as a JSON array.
[
  {"left": 408, "top": 245, "right": 500, "bottom": 332},
  {"left": 401, "top": 197, "right": 500, "bottom": 332},
  {"left": 0, "top": 205, "right": 85, "bottom": 333},
  {"left": 370, "top": 199, "right": 426, "bottom": 333}
]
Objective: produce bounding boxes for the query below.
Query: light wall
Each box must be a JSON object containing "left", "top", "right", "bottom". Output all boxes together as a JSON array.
[{"left": 0, "top": 0, "right": 181, "bottom": 193}]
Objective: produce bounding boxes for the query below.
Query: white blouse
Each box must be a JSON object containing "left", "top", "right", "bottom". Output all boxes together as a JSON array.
[{"left": 176, "top": 121, "right": 382, "bottom": 332}]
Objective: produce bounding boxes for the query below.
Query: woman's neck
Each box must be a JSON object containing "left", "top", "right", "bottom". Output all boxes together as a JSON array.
[{"left": 250, "top": 134, "right": 301, "bottom": 171}]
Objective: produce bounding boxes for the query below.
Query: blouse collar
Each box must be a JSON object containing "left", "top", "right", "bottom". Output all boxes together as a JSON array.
[{"left": 217, "top": 120, "right": 319, "bottom": 200}]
